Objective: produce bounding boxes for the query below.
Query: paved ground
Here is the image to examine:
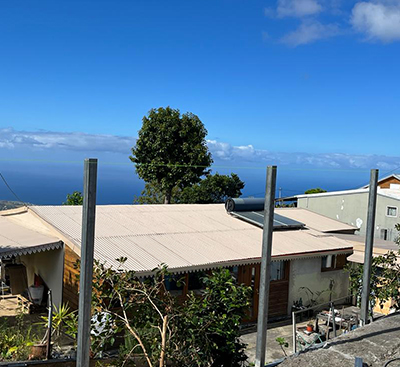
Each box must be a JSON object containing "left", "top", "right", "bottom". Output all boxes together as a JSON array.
[
  {"left": 241, "top": 318, "right": 309, "bottom": 364},
  {"left": 275, "top": 312, "right": 400, "bottom": 367},
  {"left": 0, "top": 295, "right": 24, "bottom": 316},
  {"left": 241, "top": 306, "right": 382, "bottom": 365}
]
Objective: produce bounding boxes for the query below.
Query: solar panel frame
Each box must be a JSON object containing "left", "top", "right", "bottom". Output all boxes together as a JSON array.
[{"left": 230, "top": 211, "right": 305, "bottom": 230}]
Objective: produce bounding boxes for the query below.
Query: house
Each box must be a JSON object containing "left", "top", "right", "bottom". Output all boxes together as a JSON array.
[
  {"left": 335, "top": 232, "right": 400, "bottom": 315},
  {"left": 361, "top": 173, "right": 400, "bottom": 190},
  {"left": 0, "top": 213, "right": 64, "bottom": 306},
  {"left": 295, "top": 175, "right": 400, "bottom": 242},
  {"left": 0, "top": 202, "right": 357, "bottom": 321}
]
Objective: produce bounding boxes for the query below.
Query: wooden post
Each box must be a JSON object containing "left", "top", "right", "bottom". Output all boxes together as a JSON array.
[
  {"left": 76, "top": 158, "right": 98, "bottom": 367},
  {"left": 255, "top": 166, "right": 277, "bottom": 367}
]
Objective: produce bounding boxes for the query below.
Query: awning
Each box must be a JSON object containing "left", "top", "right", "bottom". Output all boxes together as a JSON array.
[{"left": 0, "top": 216, "right": 63, "bottom": 259}]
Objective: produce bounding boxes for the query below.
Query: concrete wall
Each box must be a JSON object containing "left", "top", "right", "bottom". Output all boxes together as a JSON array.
[
  {"left": 298, "top": 192, "right": 400, "bottom": 241},
  {"left": 287, "top": 257, "right": 349, "bottom": 314},
  {"left": 19, "top": 247, "right": 64, "bottom": 307}
]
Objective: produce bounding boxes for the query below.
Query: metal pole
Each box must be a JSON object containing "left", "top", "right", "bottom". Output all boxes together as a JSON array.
[
  {"left": 360, "top": 169, "right": 378, "bottom": 326},
  {"left": 255, "top": 166, "right": 277, "bottom": 367},
  {"left": 77, "top": 158, "right": 98, "bottom": 367},
  {"left": 331, "top": 302, "right": 337, "bottom": 338},
  {"left": 355, "top": 357, "right": 363, "bottom": 367},
  {"left": 46, "top": 290, "right": 53, "bottom": 359},
  {"left": 292, "top": 311, "right": 296, "bottom": 354}
]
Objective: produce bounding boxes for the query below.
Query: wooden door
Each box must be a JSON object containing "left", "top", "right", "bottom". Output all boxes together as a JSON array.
[
  {"left": 238, "top": 261, "right": 290, "bottom": 322},
  {"left": 238, "top": 264, "right": 260, "bottom": 322}
]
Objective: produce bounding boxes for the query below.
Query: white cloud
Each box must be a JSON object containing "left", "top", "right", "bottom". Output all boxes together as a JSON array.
[
  {"left": 207, "top": 139, "right": 400, "bottom": 170},
  {"left": 277, "top": 0, "right": 322, "bottom": 18},
  {"left": 1, "top": 128, "right": 400, "bottom": 171},
  {"left": 351, "top": 1, "right": 400, "bottom": 42},
  {"left": 0, "top": 128, "right": 136, "bottom": 154},
  {"left": 280, "top": 20, "right": 340, "bottom": 46}
]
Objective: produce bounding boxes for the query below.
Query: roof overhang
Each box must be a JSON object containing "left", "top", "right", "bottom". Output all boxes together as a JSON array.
[
  {"left": 135, "top": 247, "right": 354, "bottom": 276},
  {"left": 0, "top": 240, "right": 63, "bottom": 259}
]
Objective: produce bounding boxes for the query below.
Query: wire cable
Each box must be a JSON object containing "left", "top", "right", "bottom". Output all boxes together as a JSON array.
[{"left": 0, "top": 172, "right": 26, "bottom": 205}]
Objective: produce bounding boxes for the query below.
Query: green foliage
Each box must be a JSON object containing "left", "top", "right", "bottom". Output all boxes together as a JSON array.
[
  {"left": 63, "top": 191, "right": 83, "bottom": 205},
  {"left": 40, "top": 303, "right": 78, "bottom": 342},
  {"left": 134, "top": 182, "right": 181, "bottom": 204},
  {"left": 0, "top": 315, "right": 38, "bottom": 361},
  {"left": 275, "top": 337, "right": 289, "bottom": 357},
  {"left": 90, "top": 259, "right": 251, "bottom": 367},
  {"left": 179, "top": 173, "right": 244, "bottom": 204},
  {"left": 304, "top": 188, "right": 327, "bottom": 194},
  {"left": 346, "top": 223, "right": 400, "bottom": 311},
  {"left": 130, "top": 107, "right": 213, "bottom": 204},
  {"left": 177, "top": 268, "right": 251, "bottom": 367},
  {"left": 134, "top": 173, "right": 244, "bottom": 205}
]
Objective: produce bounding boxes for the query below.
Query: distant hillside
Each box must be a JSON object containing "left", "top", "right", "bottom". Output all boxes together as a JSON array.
[{"left": 0, "top": 200, "right": 27, "bottom": 211}]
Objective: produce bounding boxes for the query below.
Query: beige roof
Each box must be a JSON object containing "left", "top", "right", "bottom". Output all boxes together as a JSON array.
[
  {"left": 0, "top": 215, "right": 62, "bottom": 258},
  {"left": 274, "top": 208, "right": 357, "bottom": 233},
  {"left": 334, "top": 233, "right": 400, "bottom": 265},
  {"left": 10, "top": 204, "right": 354, "bottom": 275}
]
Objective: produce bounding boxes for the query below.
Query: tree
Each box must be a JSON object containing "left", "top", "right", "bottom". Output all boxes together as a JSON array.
[
  {"left": 347, "top": 223, "right": 400, "bottom": 312},
  {"left": 134, "top": 182, "right": 181, "bottom": 204},
  {"left": 63, "top": 191, "right": 83, "bottom": 205},
  {"left": 177, "top": 268, "right": 250, "bottom": 367},
  {"left": 130, "top": 107, "right": 213, "bottom": 204},
  {"left": 179, "top": 173, "right": 244, "bottom": 204},
  {"left": 304, "top": 187, "right": 327, "bottom": 194},
  {"left": 134, "top": 173, "right": 245, "bottom": 205},
  {"left": 90, "top": 259, "right": 251, "bottom": 367}
]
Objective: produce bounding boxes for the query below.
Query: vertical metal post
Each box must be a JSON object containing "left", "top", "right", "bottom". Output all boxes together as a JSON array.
[
  {"left": 355, "top": 357, "right": 363, "bottom": 367},
  {"left": 292, "top": 311, "right": 297, "bottom": 354},
  {"left": 77, "top": 158, "right": 98, "bottom": 367},
  {"left": 360, "top": 169, "right": 378, "bottom": 326},
  {"left": 255, "top": 166, "right": 277, "bottom": 367},
  {"left": 331, "top": 303, "right": 337, "bottom": 338},
  {"left": 46, "top": 290, "right": 53, "bottom": 359}
]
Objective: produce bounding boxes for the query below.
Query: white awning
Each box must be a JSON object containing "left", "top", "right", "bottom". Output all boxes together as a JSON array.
[{"left": 0, "top": 216, "right": 63, "bottom": 259}]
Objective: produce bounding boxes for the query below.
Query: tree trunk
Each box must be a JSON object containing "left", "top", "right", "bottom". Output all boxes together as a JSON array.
[{"left": 164, "top": 190, "right": 171, "bottom": 204}]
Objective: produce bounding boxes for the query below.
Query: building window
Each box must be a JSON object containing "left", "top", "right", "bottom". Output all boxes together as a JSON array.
[
  {"left": 386, "top": 206, "right": 397, "bottom": 217},
  {"left": 270, "top": 261, "right": 286, "bottom": 281},
  {"left": 380, "top": 229, "right": 388, "bottom": 240},
  {"left": 321, "top": 254, "right": 347, "bottom": 272},
  {"left": 164, "top": 274, "right": 185, "bottom": 296},
  {"left": 188, "top": 271, "right": 206, "bottom": 295}
]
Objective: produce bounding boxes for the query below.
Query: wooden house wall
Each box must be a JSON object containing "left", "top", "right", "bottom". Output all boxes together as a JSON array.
[
  {"left": 379, "top": 176, "right": 400, "bottom": 189},
  {"left": 63, "top": 245, "right": 80, "bottom": 309}
]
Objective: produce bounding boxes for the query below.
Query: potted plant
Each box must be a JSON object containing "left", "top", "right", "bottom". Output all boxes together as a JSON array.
[{"left": 306, "top": 320, "right": 314, "bottom": 332}]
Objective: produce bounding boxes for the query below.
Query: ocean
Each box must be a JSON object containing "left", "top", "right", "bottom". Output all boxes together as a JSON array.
[{"left": 0, "top": 160, "right": 372, "bottom": 205}]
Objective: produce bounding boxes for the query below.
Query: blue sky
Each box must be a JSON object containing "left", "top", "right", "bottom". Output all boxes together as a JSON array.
[{"left": 1, "top": 0, "right": 400, "bottom": 203}]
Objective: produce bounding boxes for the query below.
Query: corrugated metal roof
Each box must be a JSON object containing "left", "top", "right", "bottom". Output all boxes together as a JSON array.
[
  {"left": 334, "top": 234, "right": 400, "bottom": 265},
  {"left": 274, "top": 208, "right": 357, "bottom": 233},
  {"left": 27, "top": 204, "right": 353, "bottom": 275},
  {"left": 0, "top": 216, "right": 62, "bottom": 258},
  {"left": 295, "top": 187, "right": 400, "bottom": 201}
]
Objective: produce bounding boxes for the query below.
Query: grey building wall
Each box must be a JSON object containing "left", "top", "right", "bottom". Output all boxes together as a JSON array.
[
  {"left": 287, "top": 257, "right": 349, "bottom": 314},
  {"left": 298, "top": 192, "right": 400, "bottom": 242}
]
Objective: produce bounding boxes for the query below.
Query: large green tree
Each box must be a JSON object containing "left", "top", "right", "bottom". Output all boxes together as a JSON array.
[
  {"left": 179, "top": 173, "right": 244, "bottom": 204},
  {"left": 130, "top": 107, "right": 213, "bottom": 204},
  {"left": 134, "top": 173, "right": 245, "bottom": 205}
]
